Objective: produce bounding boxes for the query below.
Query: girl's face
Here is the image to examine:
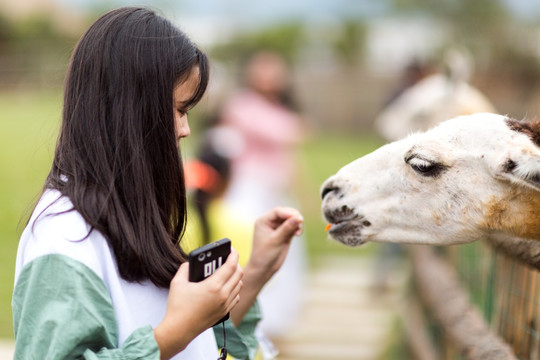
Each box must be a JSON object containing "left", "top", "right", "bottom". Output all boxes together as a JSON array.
[{"left": 173, "top": 67, "right": 201, "bottom": 143}]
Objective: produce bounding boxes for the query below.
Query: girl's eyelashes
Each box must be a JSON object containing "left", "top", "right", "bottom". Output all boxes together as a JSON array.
[{"left": 177, "top": 108, "right": 188, "bottom": 116}]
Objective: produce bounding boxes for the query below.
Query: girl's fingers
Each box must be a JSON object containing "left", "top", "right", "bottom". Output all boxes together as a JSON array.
[
  {"left": 265, "top": 206, "right": 303, "bottom": 224},
  {"left": 204, "top": 248, "right": 243, "bottom": 299},
  {"left": 226, "top": 294, "right": 241, "bottom": 313},
  {"left": 220, "top": 263, "right": 243, "bottom": 298},
  {"left": 275, "top": 216, "right": 304, "bottom": 240},
  {"left": 224, "top": 278, "right": 243, "bottom": 312},
  {"left": 209, "top": 248, "right": 239, "bottom": 282},
  {"left": 212, "top": 255, "right": 243, "bottom": 315},
  {"left": 230, "top": 278, "right": 243, "bottom": 300},
  {"left": 273, "top": 206, "right": 303, "bottom": 221}
]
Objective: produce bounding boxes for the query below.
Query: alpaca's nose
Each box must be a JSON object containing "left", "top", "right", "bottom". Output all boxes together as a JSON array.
[{"left": 321, "top": 179, "right": 339, "bottom": 200}]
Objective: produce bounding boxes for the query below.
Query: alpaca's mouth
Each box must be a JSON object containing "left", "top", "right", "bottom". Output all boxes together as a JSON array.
[
  {"left": 329, "top": 226, "right": 366, "bottom": 247},
  {"left": 324, "top": 209, "right": 369, "bottom": 247}
]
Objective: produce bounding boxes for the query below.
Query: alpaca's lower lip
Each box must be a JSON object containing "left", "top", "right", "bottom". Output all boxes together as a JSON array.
[
  {"left": 328, "top": 220, "right": 356, "bottom": 236},
  {"left": 326, "top": 218, "right": 368, "bottom": 246}
]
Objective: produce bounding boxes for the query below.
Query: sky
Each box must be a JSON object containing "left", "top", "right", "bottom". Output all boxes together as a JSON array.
[
  {"left": 60, "top": 0, "right": 388, "bottom": 23},
  {"left": 503, "top": 0, "right": 540, "bottom": 20},
  {"left": 58, "top": 0, "right": 540, "bottom": 23}
]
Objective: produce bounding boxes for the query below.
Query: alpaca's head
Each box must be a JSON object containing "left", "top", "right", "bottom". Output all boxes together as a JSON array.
[
  {"left": 373, "top": 74, "right": 496, "bottom": 142},
  {"left": 321, "top": 113, "right": 540, "bottom": 247}
]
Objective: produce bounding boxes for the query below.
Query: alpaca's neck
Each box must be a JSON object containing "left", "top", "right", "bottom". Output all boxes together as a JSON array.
[
  {"left": 481, "top": 188, "right": 540, "bottom": 241},
  {"left": 486, "top": 233, "right": 540, "bottom": 271}
]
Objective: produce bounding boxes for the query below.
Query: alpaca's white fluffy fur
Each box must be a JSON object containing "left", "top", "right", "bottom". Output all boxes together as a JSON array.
[{"left": 321, "top": 113, "right": 540, "bottom": 246}]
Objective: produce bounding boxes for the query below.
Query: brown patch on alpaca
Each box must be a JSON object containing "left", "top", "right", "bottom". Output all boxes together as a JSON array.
[
  {"left": 482, "top": 188, "right": 540, "bottom": 240},
  {"left": 506, "top": 117, "right": 540, "bottom": 147}
]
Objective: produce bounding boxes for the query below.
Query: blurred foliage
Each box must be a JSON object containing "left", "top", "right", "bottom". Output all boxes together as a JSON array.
[
  {"left": 391, "top": 0, "right": 508, "bottom": 23},
  {"left": 390, "top": 1, "right": 534, "bottom": 56},
  {"left": 0, "top": 10, "right": 79, "bottom": 90},
  {"left": 0, "top": 12, "right": 77, "bottom": 45},
  {"left": 0, "top": 12, "right": 12, "bottom": 43},
  {"left": 390, "top": 0, "right": 509, "bottom": 51},
  {"left": 332, "top": 20, "right": 367, "bottom": 67},
  {"left": 1, "top": 1, "right": 540, "bottom": 114},
  {"left": 389, "top": 0, "right": 540, "bottom": 94},
  {"left": 209, "top": 19, "right": 368, "bottom": 69},
  {"left": 209, "top": 22, "right": 305, "bottom": 65}
]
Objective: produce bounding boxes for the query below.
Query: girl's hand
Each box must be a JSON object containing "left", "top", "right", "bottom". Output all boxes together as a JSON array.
[
  {"left": 154, "top": 249, "right": 243, "bottom": 359},
  {"left": 230, "top": 207, "right": 303, "bottom": 326},
  {"left": 249, "top": 206, "right": 304, "bottom": 280}
]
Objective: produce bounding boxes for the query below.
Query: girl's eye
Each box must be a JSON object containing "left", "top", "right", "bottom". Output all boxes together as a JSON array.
[{"left": 177, "top": 109, "right": 188, "bottom": 116}]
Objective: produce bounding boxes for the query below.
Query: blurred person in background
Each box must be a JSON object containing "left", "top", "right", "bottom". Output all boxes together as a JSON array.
[
  {"left": 218, "top": 50, "right": 308, "bottom": 341},
  {"left": 184, "top": 125, "right": 253, "bottom": 267}
]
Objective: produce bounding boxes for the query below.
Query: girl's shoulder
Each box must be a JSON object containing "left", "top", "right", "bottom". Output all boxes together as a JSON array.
[{"left": 15, "top": 189, "right": 114, "bottom": 282}]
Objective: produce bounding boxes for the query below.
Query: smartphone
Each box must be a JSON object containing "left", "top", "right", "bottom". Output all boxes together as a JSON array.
[{"left": 188, "top": 238, "right": 231, "bottom": 324}]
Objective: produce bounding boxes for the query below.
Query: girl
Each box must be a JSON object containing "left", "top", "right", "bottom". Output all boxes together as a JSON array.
[{"left": 12, "top": 7, "right": 303, "bottom": 360}]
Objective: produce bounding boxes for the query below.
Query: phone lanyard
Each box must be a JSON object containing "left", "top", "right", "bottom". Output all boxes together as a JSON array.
[{"left": 218, "top": 322, "right": 227, "bottom": 360}]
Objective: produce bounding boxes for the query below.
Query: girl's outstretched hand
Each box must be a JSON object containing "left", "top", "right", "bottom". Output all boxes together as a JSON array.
[
  {"left": 230, "top": 206, "right": 303, "bottom": 325},
  {"left": 154, "top": 249, "right": 243, "bottom": 360},
  {"left": 250, "top": 206, "right": 303, "bottom": 279}
]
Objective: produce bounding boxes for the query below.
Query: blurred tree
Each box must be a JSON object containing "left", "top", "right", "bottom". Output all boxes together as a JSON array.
[
  {"left": 0, "top": 11, "right": 13, "bottom": 53},
  {"left": 209, "top": 23, "right": 305, "bottom": 64},
  {"left": 0, "top": 12, "right": 78, "bottom": 89},
  {"left": 391, "top": 0, "right": 509, "bottom": 61},
  {"left": 332, "top": 20, "right": 367, "bottom": 68}
]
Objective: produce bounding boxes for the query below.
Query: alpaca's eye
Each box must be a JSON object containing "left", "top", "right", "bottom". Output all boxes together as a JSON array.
[
  {"left": 406, "top": 156, "right": 447, "bottom": 177},
  {"left": 410, "top": 158, "right": 434, "bottom": 173}
]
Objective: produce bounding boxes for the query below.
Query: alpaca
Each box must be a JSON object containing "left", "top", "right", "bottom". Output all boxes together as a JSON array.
[
  {"left": 321, "top": 113, "right": 540, "bottom": 247},
  {"left": 374, "top": 50, "right": 496, "bottom": 142},
  {"left": 322, "top": 112, "right": 540, "bottom": 359}
]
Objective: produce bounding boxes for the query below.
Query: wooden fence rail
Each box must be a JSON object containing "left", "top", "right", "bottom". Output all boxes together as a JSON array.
[
  {"left": 408, "top": 239, "right": 540, "bottom": 360},
  {"left": 409, "top": 245, "right": 517, "bottom": 360}
]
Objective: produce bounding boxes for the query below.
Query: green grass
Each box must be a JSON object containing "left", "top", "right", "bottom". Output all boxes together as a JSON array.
[
  {"left": 296, "top": 131, "right": 385, "bottom": 258},
  {"left": 0, "top": 89, "right": 384, "bottom": 339},
  {"left": 0, "top": 89, "right": 62, "bottom": 338}
]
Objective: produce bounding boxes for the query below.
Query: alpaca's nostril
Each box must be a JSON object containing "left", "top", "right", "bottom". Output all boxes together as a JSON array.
[{"left": 321, "top": 185, "right": 337, "bottom": 200}]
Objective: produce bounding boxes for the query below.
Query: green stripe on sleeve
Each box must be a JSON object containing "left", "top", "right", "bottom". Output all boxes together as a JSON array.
[{"left": 12, "top": 254, "right": 159, "bottom": 359}]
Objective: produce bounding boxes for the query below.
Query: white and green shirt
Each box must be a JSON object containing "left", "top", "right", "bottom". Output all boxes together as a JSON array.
[{"left": 12, "top": 189, "right": 260, "bottom": 359}]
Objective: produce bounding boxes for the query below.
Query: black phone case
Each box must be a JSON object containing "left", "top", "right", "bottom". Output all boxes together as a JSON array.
[{"left": 188, "top": 238, "right": 231, "bottom": 324}]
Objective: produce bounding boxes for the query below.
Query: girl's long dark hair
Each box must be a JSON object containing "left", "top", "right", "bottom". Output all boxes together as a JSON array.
[{"left": 46, "top": 7, "right": 209, "bottom": 288}]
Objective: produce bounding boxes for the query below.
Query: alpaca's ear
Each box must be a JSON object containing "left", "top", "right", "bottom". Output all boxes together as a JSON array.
[
  {"left": 497, "top": 152, "right": 540, "bottom": 192},
  {"left": 495, "top": 118, "right": 540, "bottom": 192}
]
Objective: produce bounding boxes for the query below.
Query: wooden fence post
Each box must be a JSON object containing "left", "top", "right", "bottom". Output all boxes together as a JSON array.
[{"left": 409, "top": 245, "right": 517, "bottom": 360}]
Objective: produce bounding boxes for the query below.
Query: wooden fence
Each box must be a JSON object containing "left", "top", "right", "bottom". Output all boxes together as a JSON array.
[{"left": 406, "top": 238, "right": 540, "bottom": 360}]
